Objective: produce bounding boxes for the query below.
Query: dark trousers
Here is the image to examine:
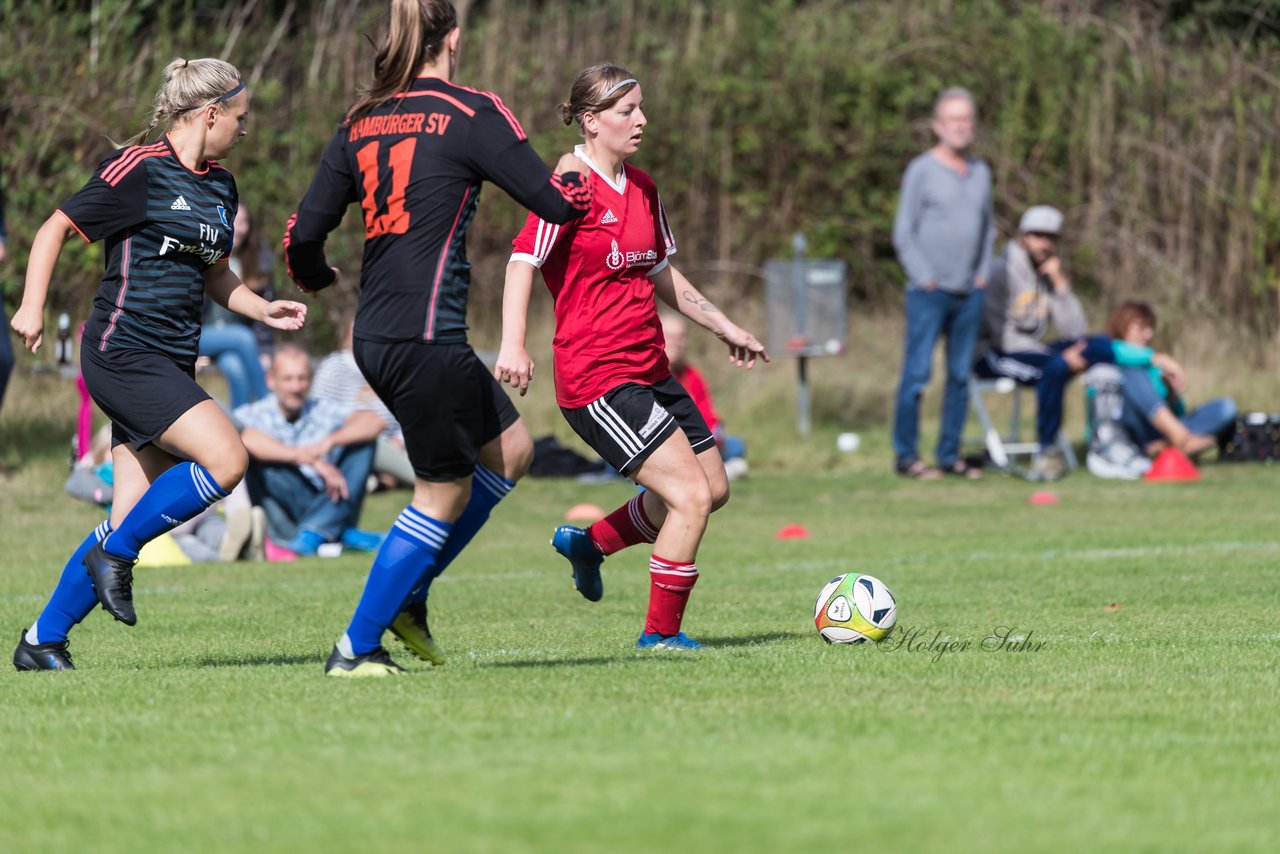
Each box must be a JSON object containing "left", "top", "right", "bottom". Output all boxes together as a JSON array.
[{"left": 974, "top": 335, "right": 1114, "bottom": 449}]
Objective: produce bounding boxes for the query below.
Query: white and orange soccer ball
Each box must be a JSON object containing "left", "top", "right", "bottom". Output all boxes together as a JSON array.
[{"left": 814, "top": 573, "right": 897, "bottom": 644}]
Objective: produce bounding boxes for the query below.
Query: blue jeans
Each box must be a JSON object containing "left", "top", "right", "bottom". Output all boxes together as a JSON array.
[
  {"left": 892, "top": 287, "right": 985, "bottom": 467},
  {"left": 1119, "top": 368, "right": 1237, "bottom": 447},
  {"left": 244, "top": 442, "right": 375, "bottom": 543},
  {"left": 200, "top": 323, "right": 267, "bottom": 409},
  {"left": 974, "top": 335, "right": 1115, "bottom": 449}
]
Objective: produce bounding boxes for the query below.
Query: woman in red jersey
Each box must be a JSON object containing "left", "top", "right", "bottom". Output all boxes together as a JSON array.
[{"left": 497, "top": 64, "right": 767, "bottom": 651}]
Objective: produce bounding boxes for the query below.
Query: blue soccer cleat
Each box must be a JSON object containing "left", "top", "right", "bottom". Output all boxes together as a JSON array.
[
  {"left": 635, "top": 631, "right": 702, "bottom": 651},
  {"left": 551, "top": 525, "right": 604, "bottom": 602}
]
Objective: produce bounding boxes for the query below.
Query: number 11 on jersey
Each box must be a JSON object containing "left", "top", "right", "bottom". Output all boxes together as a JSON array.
[{"left": 357, "top": 138, "right": 416, "bottom": 239}]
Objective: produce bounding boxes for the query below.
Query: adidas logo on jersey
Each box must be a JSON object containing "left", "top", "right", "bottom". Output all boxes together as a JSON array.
[
  {"left": 170, "top": 195, "right": 192, "bottom": 211},
  {"left": 601, "top": 209, "right": 618, "bottom": 224}
]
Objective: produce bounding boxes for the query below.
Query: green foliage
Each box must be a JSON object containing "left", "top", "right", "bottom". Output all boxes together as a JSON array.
[{"left": 2, "top": 0, "right": 1279, "bottom": 336}]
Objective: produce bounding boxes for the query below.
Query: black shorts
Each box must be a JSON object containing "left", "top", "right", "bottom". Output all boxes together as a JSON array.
[
  {"left": 354, "top": 339, "right": 519, "bottom": 482},
  {"left": 561, "top": 376, "right": 715, "bottom": 476},
  {"left": 80, "top": 345, "right": 211, "bottom": 449}
]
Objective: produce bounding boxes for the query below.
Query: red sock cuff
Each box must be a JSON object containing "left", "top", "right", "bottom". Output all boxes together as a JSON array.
[
  {"left": 630, "top": 495, "right": 659, "bottom": 539},
  {"left": 649, "top": 554, "right": 699, "bottom": 592},
  {"left": 589, "top": 494, "right": 659, "bottom": 556},
  {"left": 645, "top": 555, "right": 698, "bottom": 636}
]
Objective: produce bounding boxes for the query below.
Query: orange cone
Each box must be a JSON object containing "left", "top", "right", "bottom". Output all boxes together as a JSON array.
[
  {"left": 564, "top": 503, "right": 606, "bottom": 522},
  {"left": 1143, "top": 447, "right": 1200, "bottom": 482},
  {"left": 774, "top": 524, "right": 811, "bottom": 540}
]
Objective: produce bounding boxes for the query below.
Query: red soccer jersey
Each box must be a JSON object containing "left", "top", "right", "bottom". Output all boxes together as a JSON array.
[{"left": 511, "top": 147, "right": 677, "bottom": 407}]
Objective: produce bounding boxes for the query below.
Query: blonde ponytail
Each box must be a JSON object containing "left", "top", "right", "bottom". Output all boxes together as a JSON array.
[{"left": 118, "top": 57, "right": 243, "bottom": 147}]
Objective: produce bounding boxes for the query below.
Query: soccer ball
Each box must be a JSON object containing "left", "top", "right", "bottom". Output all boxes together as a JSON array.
[{"left": 814, "top": 573, "right": 897, "bottom": 644}]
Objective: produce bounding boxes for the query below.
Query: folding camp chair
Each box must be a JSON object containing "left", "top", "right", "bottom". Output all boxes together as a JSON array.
[{"left": 967, "top": 376, "right": 1077, "bottom": 476}]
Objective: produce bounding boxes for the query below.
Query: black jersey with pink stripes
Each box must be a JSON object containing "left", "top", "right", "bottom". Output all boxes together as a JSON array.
[
  {"left": 284, "top": 76, "right": 590, "bottom": 345},
  {"left": 60, "top": 134, "right": 237, "bottom": 363}
]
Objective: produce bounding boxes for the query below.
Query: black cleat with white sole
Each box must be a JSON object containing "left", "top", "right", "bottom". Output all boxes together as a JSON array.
[{"left": 83, "top": 541, "right": 138, "bottom": 625}]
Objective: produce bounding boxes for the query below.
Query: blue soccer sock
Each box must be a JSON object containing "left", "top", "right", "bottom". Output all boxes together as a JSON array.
[
  {"left": 343, "top": 506, "right": 452, "bottom": 655},
  {"left": 28, "top": 521, "right": 112, "bottom": 644},
  {"left": 104, "top": 462, "right": 229, "bottom": 560},
  {"left": 404, "top": 464, "right": 514, "bottom": 607}
]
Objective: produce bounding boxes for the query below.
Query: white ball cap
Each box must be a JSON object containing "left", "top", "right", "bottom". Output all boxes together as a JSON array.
[{"left": 1018, "top": 205, "right": 1064, "bottom": 235}]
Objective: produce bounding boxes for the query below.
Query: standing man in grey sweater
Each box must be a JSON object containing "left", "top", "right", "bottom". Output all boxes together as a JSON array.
[
  {"left": 891, "top": 88, "right": 995, "bottom": 479},
  {"left": 975, "top": 205, "right": 1116, "bottom": 480}
]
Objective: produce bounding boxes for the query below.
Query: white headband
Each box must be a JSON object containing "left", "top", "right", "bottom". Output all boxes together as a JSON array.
[{"left": 600, "top": 78, "right": 638, "bottom": 99}]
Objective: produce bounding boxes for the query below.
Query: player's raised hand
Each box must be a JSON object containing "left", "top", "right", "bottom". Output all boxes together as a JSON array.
[
  {"left": 494, "top": 342, "right": 535, "bottom": 396},
  {"left": 718, "top": 323, "right": 769, "bottom": 370},
  {"left": 263, "top": 299, "right": 308, "bottom": 331},
  {"left": 10, "top": 304, "right": 45, "bottom": 353}
]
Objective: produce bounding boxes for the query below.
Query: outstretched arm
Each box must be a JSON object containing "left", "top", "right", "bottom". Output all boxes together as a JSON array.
[
  {"left": 205, "top": 264, "right": 307, "bottom": 333},
  {"left": 495, "top": 260, "right": 538, "bottom": 396},
  {"left": 466, "top": 100, "right": 592, "bottom": 226},
  {"left": 651, "top": 264, "right": 769, "bottom": 369}
]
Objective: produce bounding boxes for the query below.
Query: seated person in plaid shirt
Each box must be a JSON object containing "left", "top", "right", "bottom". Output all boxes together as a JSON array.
[{"left": 233, "top": 344, "right": 386, "bottom": 555}]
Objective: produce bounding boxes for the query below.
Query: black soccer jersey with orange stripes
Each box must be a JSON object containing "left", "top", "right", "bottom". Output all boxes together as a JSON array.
[
  {"left": 60, "top": 134, "right": 237, "bottom": 363},
  {"left": 284, "top": 76, "right": 590, "bottom": 345}
]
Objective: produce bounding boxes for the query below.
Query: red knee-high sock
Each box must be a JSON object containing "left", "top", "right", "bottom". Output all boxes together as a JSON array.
[
  {"left": 588, "top": 494, "right": 659, "bottom": 556},
  {"left": 645, "top": 554, "right": 699, "bottom": 636}
]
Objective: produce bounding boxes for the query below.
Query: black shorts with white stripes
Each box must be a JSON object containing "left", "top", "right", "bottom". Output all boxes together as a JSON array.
[{"left": 560, "top": 376, "right": 715, "bottom": 476}]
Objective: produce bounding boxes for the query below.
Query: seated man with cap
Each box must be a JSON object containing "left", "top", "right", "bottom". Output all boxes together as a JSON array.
[{"left": 974, "top": 205, "right": 1115, "bottom": 480}]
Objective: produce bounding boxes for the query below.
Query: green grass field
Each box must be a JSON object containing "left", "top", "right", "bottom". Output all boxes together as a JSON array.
[{"left": 2, "top": 439, "right": 1278, "bottom": 852}]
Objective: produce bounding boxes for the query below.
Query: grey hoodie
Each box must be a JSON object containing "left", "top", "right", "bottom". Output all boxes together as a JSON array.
[{"left": 980, "top": 239, "right": 1086, "bottom": 355}]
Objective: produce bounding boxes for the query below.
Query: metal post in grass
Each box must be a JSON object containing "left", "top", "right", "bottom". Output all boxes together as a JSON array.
[{"left": 763, "top": 233, "right": 847, "bottom": 436}]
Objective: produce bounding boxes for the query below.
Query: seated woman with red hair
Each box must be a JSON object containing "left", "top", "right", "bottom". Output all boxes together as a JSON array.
[{"left": 1107, "top": 301, "right": 1236, "bottom": 458}]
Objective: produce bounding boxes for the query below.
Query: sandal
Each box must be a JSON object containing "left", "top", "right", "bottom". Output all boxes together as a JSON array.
[
  {"left": 942, "top": 460, "right": 983, "bottom": 480},
  {"left": 897, "top": 459, "right": 942, "bottom": 480}
]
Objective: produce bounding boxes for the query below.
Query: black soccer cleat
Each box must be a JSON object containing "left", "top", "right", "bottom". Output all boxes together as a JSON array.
[
  {"left": 324, "top": 644, "right": 407, "bottom": 678},
  {"left": 14, "top": 630, "right": 75, "bottom": 671},
  {"left": 83, "top": 541, "right": 138, "bottom": 626}
]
